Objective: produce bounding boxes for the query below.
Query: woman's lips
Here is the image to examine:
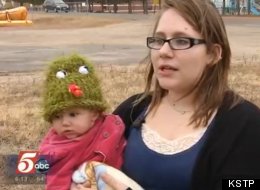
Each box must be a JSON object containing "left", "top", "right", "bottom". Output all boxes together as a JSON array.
[{"left": 158, "top": 65, "right": 179, "bottom": 76}]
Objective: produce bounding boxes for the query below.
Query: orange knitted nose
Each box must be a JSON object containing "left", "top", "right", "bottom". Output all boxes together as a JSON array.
[{"left": 68, "top": 84, "right": 83, "bottom": 97}]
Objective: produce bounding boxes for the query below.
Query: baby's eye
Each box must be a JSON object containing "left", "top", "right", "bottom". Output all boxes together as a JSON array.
[
  {"left": 79, "top": 66, "right": 89, "bottom": 75},
  {"left": 69, "top": 112, "right": 78, "bottom": 117},
  {"left": 56, "top": 70, "right": 67, "bottom": 79},
  {"left": 53, "top": 114, "right": 61, "bottom": 119}
]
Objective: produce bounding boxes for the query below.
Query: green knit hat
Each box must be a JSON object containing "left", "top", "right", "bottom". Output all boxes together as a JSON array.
[{"left": 43, "top": 54, "right": 107, "bottom": 122}]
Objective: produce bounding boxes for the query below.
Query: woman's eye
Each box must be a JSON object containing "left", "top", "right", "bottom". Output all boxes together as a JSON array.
[
  {"left": 56, "top": 70, "right": 67, "bottom": 79},
  {"left": 79, "top": 66, "right": 89, "bottom": 75},
  {"left": 175, "top": 39, "right": 189, "bottom": 45},
  {"left": 153, "top": 38, "right": 163, "bottom": 45}
]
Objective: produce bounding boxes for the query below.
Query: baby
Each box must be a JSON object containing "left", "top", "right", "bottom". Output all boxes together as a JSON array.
[{"left": 39, "top": 54, "right": 126, "bottom": 190}]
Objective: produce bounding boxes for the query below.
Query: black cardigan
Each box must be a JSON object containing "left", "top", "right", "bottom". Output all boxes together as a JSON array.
[{"left": 113, "top": 93, "right": 260, "bottom": 190}]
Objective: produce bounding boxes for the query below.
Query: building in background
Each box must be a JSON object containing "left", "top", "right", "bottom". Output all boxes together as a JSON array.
[{"left": 212, "top": 0, "right": 260, "bottom": 15}]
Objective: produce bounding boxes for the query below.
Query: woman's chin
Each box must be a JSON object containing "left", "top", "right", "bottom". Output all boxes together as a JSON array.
[{"left": 158, "top": 80, "right": 180, "bottom": 91}]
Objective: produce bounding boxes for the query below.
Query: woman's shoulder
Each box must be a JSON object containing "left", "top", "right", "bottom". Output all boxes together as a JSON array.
[
  {"left": 227, "top": 90, "right": 258, "bottom": 111},
  {"left": 237, "top": 99, "right": 260, "bottom": 114},
  {"left": 218, "top": 92, "right": 260, "bottom": 125},
  {"left": 113, "top": 93, "right": 151, "bottom": 127},
  {"left": 233, "top": 99, "right": 260, "bottom": 123}
]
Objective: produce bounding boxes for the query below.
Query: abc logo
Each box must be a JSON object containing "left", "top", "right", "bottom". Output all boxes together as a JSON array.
[
  {"left": 16, "top": 151, "right": 50, "bottom": 174},
  {"left": 35, "top": 158, "right": 49, "bottom": 173}
]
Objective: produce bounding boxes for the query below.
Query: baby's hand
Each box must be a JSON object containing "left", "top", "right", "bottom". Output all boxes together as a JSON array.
[
  {"left": 72, "top": 162, "right": 88, "bottom": 183},
  {"left": 70, "top": 181, "right": 92, "bottom": 190}
]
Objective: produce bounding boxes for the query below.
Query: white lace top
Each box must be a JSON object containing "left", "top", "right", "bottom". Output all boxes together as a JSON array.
[{"left": 141, "top": 123, "right": 207, "bottom": 155}]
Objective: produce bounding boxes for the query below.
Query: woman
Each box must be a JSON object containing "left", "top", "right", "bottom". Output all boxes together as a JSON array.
[
  {"left": 110, "top": 0, "right": 260, "bottom": 189},
  {"left": 73, "top": 0, "right": 260, "bottom": 189}
]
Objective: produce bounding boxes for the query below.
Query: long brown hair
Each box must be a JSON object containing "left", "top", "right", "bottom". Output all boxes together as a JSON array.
[{"left": 137, "top": 0, "right": 240, "bottom": 127}]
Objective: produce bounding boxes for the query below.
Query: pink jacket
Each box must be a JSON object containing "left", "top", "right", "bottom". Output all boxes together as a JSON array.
[{"left": 39, "top": 114, "right": 126, "bottom": 190}]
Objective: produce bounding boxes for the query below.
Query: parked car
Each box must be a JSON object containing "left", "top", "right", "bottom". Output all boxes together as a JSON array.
[{"left": 43, "top": 0, "right": 69, "bottom": 13}]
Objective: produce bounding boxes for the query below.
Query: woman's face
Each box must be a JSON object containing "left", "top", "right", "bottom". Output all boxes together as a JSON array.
[{"left": 151, "top": 8, "right": 212, "bottom": 94}]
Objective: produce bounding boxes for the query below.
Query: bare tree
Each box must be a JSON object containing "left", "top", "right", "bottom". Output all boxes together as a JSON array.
[
  {"left": 113, "top": 0, "right": 118, "bottom": 13},
  {"left": 0, "top": 0, "right": 3, "bottom": 9},
  {"left": 128, "top": 0, "right": 132, "bottom": 13},
  {"left": 222, "top": 0, "right": 226, "bottom": 15},
  {"left": 4, "top": 0, "right": 13, "bottom": 9},
  {"left": 88, "top": 0, "right": 94, "bottom": 12},
  {"left": 100, "top": 0, "right": 105, "bottom": 12},
  {"left": 236, "top": 0, "right": 240, "bottom": 15},
  {"left": 143, "top": 0, "right": 148, "bottom": 14}
]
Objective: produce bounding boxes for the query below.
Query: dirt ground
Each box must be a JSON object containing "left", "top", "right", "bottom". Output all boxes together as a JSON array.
[{"left": 0, "top": 12, "right": 260, "bottom": 72}]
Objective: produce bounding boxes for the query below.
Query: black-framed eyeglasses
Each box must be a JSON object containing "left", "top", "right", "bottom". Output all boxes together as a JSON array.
[{"left": 147, "top": 37, "right": 206, "bottom": 50}]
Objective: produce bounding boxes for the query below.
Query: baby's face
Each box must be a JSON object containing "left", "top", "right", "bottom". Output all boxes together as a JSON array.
[{"left": 51, "top": 107, "right": 99, "bottom": 139}]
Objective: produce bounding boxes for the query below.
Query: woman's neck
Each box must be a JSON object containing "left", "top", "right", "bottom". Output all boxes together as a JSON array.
[{"left": 166, "top": 91, "right": 196, "bottom": 113}]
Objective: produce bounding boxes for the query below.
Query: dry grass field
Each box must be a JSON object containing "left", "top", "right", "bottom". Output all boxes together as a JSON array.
[
  {"left": 0, "top": 12, "right": 259, "bottom": 189},
  {"left": 0, "top": 63, "right": 259, "bottom": 189}
]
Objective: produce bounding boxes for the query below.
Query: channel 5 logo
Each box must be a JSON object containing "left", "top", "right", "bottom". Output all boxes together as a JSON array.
[{"left": 16, "top": 150, "right": 50, "bottom": 174}]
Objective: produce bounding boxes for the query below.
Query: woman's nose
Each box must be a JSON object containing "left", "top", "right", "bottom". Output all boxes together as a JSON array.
[{"left": 159, "top": 42, "right": 174, "bottom": 58}]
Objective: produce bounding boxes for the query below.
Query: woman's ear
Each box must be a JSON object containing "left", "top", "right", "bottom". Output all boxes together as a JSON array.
[{"left": 207, "top": 44, "right": 222, "bottom": 65}]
